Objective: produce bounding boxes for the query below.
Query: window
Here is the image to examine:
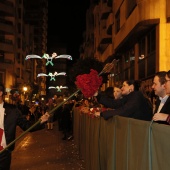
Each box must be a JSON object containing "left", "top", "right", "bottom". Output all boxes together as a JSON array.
[
  {"left": 17, "top": 53, "right": 20, "bottom": 63},
  {"left": 115, "top": 10, "right": 120, "bottom": 33},
  {"left": 16, "top": 68, "right": 20, "bottom": 78},
  {"left": 0, "top": 72, "right": 4, "bottom": 82},
  {"left": 139, "top": 37, "right": 145, "bottom": 60},
  {"left": 18, "top": 23, "right": 21, "bottom": 34},
  {"left": 18, "top": 8, "right": 21, "bottom": 19},
  {"left": 147, "top": 28, "right": 156, "bottom": 54},
  {"left": 0, "top": 51, "right": 4, "bottom": 62},
  {"left": 18, "top": 38, "right": 21, "bottom": 48}
]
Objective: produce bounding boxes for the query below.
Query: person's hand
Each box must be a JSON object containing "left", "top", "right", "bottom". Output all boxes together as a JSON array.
[
  {"left": 93, "top": 90, "right": 98, "bottom": 96},
  {"left": 152, "top": 113, "right": 169, "bottom": 121},
  {"left": 40, "top": 112, "right": 50, "bottom": 123},
  {"left": 94, "top": 111, "right": 100, "bottom": 117},
  {"left": 80, "top": 106, "right": 89, "bottom": 114}
]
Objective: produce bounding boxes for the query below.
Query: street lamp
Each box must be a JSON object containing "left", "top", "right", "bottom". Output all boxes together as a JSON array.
[
  {"left": 23, "top": 86, "right": 28, "bottom": 105},
  {"left": 23, "top": 86, "right": 28, "bottom": 94}
]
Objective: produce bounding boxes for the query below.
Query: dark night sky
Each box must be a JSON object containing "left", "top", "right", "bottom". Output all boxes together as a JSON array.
[{"left": 47, "top": 1, "right": 90, "bottom": 60}]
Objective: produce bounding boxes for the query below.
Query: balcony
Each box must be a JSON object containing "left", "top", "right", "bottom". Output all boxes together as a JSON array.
[
  {"left": 0, "top": 39, "right": 14, "bottom": 52},
  {"left": 106, "top": 12, "right": 113, "bottom": 34},
  {"left": 100, "top": 2, "right": 112, "bottom": 20},
  {"left": 0, "top": 18, "right": 14, "bottom": 34},
  {"left": 0, "top": 1, "right": 14, "bottom": 16},
  {"left": 99, "top": 28, "right": 112, "bottom": 45},
  {"left": 0, "top": 59, "right": 14, "bottom": 69},
  {"left": 101, "top": 44, "right": 113, "bottom": 62}
]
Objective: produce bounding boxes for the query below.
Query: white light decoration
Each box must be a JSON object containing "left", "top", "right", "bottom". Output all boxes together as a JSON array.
[
  {"left": 37, "top": 72, "right": 66, "bottom": 81},
  {"left": 48, "top": 86, "right": 68, "bottom": 92},
  {"left": 25, "top": 52, "right": 72, "bottom": 66}
]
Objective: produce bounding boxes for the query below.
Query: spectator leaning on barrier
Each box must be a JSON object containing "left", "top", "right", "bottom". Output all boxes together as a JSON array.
[
  {"left": 95, "top": 80, "right": 153, "bottom": 121},
  {"left": 153, "top": 70, "right": 170, "bottom": 124},
  {"left": 95, "top": 85, "right": 125, "bottom": 110},
  {"left": 151, "top": 71, "right": 170, "bottom": 125}
]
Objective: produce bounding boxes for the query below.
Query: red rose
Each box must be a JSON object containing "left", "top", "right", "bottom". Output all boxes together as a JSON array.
[{"left": 75, "top": 69, "right": 102, "bottom": 98}]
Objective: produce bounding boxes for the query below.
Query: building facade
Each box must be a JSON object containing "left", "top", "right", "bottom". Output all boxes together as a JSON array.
[
  {"left": 0, "top": 0, "right": 48, "bottom": 103},
  {"left": 82, "top": 0, "right": 170, "bottom": 89}
]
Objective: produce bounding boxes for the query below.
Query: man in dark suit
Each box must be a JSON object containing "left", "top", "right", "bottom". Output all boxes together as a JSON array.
[
  {"left": 0, "top": 83, "right": 49, "bottom": 170},
  {"left": 152, "top": 71, "right": 170, "bottom": 124}
]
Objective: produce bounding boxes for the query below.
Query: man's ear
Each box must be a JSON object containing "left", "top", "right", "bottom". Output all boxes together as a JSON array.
[
  {"left": 163, "top": 84, "right": 166, "bottom": 89},
  {"left": 130, "top": 84, "right": 134, "bottom": 91}
]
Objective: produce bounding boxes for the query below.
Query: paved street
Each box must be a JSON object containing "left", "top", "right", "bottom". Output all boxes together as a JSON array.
[{"left": 10, "top": 121, "right": 85, "bottom": 170}]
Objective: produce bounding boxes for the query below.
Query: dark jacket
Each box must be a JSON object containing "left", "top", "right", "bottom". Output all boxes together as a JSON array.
[
  {"left": 96, "top": 92, "right": 125, "bottom": 109},
  {"left": 3, "top": 102, "right": 44, "bottom": 152},
  {"left": 154, "top": 96, "right": 170, "bottom": 124},
  {"left": 100, "top": 91, "right": 153, "bottom": 121}
]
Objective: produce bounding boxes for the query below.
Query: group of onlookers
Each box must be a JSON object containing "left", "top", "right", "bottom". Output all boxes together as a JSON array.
[
  {"left": 23, "top": 69, "right": 170, "bottom": 132},
  {"left": 16, "top": 94, "right": 76, "bottom": 140},
  {"left": 80, "top": 70, "right": 170, "bottom": 125}
]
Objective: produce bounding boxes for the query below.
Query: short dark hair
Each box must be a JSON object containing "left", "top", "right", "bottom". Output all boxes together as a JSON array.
[
  {"left": 104, "top": 87, "right": 114, "bottom": 98},
  {"left": 0, "top": 83, "right": 5, "bottom": 94},
  {"left": 166, "top": 70, "right": 170, "bottom": 79},
  {"left": 124, "top": 80, "right": 141, "bottom": 91},
  {"left": 155, "top": 71, "right": 167, "bottom": 85}
]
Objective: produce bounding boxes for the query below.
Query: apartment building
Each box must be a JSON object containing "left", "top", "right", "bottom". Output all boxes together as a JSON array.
[
  {"left": 82, "top": 0, "right": 170, "bottom": 89},
  {"left": 24, "top": 0, "right": 48, "bottom": 101},
  {"left": 0, "top": 0, "right": 48, "bottom": 103}
]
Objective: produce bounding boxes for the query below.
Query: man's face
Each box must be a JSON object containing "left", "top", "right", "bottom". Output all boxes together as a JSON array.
[{"left": 152, "top": 76, "right": 165, "bottom": 97}]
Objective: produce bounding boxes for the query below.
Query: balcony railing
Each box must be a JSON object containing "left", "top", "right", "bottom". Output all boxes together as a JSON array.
[
  {"left": 106, "top": 12, "right": 113, "bottom": 34},
  {"left": 100, "top": 2, "right": 112, "bottom": 20}
]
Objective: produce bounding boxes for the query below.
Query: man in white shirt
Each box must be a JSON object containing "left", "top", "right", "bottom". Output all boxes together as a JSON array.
[{"left": 152, "top": 71, "right": 170, "bottom": 124}]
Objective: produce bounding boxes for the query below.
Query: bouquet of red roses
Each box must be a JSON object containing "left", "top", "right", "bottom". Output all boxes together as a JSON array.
[{"left": 75, "top": 69, "right": 103, "bottom": 98}]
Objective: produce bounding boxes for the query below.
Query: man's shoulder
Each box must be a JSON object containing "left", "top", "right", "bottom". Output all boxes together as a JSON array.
[{"left": 4, "top": 102, "right": 17, "bottom": 109}]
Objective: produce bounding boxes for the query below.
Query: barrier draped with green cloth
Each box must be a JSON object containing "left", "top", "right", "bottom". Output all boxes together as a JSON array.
[{"left": 73, "top": 107, "right": 170, "bottom": 170}]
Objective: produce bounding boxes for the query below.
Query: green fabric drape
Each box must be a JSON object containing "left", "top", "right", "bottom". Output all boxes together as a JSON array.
[
  {"left": 151, "top": 123, "right": 170, "bottom": 170},
  {"left": 73, "top": 108, "right": 170, "bottom": 170}
]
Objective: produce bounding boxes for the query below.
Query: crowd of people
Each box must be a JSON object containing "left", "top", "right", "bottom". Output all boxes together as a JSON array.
[
  {"left": 79, "top": 70, "right": 170, "bottom": 125},
  {"left": 21, "top": 95, "right": 75, "bottom": 140},
  {"left": 0, "top": 88, "right": 75, "bottom": 170},
  {"left": 0, "top": 83, "right": 50, "bottom": 169},
  {"left": 1, "top": 70, "right": 170, "bottom": 169}
]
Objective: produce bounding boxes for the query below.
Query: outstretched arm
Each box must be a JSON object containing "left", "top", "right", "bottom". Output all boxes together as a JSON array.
[{"left": 153, "top": 113, "right": 170, "bottom": 124}]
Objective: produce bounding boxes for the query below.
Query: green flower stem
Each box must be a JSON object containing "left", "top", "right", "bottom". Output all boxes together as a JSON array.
[
  {"left": 0, "top": 60, "right": 114, "bottom": 154},
  {"left": 0, "top": 89, "right": 80, "bottom": 154}
]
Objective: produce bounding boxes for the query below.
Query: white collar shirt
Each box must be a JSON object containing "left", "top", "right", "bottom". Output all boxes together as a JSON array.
[{"left": 157, "top": 95, "right": 169, "bottom": 113}]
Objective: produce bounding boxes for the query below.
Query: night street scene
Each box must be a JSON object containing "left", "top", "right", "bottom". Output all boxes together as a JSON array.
[{"left": 1, "top": 0, "right": 170, "bottom": 170}]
